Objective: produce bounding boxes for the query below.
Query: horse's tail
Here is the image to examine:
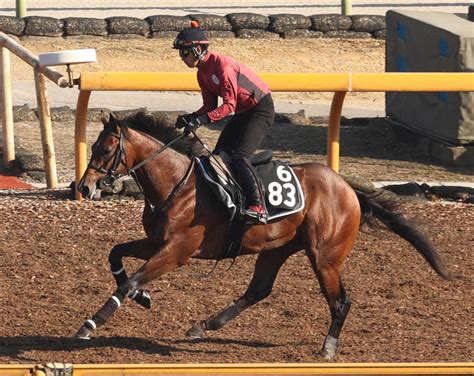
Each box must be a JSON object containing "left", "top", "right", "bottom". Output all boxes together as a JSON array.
[{"left": 354, "top": 190, "right": 452, "bottom": 280}]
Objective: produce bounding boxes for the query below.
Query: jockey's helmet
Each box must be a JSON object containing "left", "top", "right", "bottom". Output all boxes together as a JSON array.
[{"left": 173, "top": 21, "right": 209, "bottom": 59}]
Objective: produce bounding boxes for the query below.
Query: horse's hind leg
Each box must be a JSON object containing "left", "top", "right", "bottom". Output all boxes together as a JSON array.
[
  {"left": 108, "top": 238, "right": 157, "bottom": 309},
  {"left": 186, "top": 244, "right": 298, "bottom": 339},
  {"left": 305, "top": 247, "right": 351, "bottom": 359}
]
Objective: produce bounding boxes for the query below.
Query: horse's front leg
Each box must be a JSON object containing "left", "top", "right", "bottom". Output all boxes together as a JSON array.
[
  {"left": 109, "top": 238, "right": 158, "bottom": 309},
  {"left": 75, "top": 241, "right": 189, "bottom": 339}
]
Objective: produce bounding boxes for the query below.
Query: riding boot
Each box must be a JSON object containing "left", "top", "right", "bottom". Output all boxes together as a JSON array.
[{"left": 232, "top": 156, "right": 267, "bottom": 224}]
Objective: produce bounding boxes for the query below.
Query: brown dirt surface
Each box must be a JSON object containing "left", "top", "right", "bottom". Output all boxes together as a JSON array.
[
  {"left": 0, "top": 193, "right": 472, "bottom": 363},
  {"left": 1, "top": 37, "right": 473, "bottom": 365}
]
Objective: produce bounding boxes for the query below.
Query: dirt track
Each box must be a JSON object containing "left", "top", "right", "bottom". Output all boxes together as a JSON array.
[
  {"left": 1, "top": 37, "right": 473, "bottom": 364},
  {"left": 0, "top": 191, "right": 472, "bottom": 363}
]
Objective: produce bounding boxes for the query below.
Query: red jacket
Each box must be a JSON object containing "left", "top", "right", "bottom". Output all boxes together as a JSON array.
[{"left": 193, "top": 51, "right": 271, "bottom": 122}]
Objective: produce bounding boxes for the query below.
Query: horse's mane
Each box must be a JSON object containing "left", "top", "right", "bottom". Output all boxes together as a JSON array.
[{"left": 119, "top": 111, "right": 206, "bottom": 158}]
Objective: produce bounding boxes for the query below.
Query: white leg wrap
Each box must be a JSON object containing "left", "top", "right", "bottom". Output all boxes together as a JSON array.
[
  {"left": 111, "top": 295, "right": 121, "bottom": 307},
  {"left": 322, "top": 335, "right": 339, "bottom": 359},
  {"left": 129, "top": 290, "right": 139, "bottom": 299},
  {"left": 85, "top": 319, "right": 97, "bottom": 330},
  {"left": 112, "top": 267, "right": 124, "bottom": 275}
]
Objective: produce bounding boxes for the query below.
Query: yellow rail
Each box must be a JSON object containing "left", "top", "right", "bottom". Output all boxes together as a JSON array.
[
  {"left": 79, "top": 72, "right": 474, "bottom": 92},
  {"left": 1, "top": 363, "right": 474, "bottom": 376},
  {"left": 0, "top": 365, "right": 33, "bottom": 376},
  {"left": 74, "top": 71, "right": 474, "bottom": 200},
  {"left": 71, "top": 362, "right": 474, "bottom": 375}
]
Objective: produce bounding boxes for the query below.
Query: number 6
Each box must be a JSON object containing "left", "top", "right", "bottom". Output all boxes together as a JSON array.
[{"left": 277, "top": 165, "right": 292, "bottom": 182}]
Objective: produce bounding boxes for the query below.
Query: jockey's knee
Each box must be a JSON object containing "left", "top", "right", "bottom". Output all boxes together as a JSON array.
[{"left": 231, "top": 150, "right": 251, "bottom": 162}]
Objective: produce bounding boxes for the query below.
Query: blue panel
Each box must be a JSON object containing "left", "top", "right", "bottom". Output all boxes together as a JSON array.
[
  {"left": 397, "top": 21, "right": 406, "bottom": 40},
  {"left": 439, "top": 39, "right": 449, "bottom": 57},
  {"left": 397, "top": 55, "right": 407, "bottom": 72},
  {"left": 438, "top": 92, "right": 448, "bottom": 102}
]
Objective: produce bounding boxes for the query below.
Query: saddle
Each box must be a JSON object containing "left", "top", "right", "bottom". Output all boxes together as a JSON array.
[{"left": 196, "top": 150, "right": 305, "bottom": 259}]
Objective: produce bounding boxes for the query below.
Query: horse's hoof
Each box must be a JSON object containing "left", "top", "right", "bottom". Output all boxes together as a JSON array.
[
  {"left": 131, "top": 290, "right": 151, "bottom": 309},
  {"left": 74, "top": 325, "right": 92, "bottom": 340},
  {"left": 185, "top": 322, "right": 206, "bottom": 339},
  {"left": 320, "top": 349, "right": 335, "bottom": 360}
]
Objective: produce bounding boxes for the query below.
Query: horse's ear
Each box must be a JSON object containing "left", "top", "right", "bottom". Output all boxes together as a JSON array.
[
  {"left": 109, "top": 112, "right": 117, "bottom": 124},
  {"left": 100, "top": 111, "right": 119, "bottom": 132},
  {"left": 100, "top": 111, "right": 109, "bottom": 126}
]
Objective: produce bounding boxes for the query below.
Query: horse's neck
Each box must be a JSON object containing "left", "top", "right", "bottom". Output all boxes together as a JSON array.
[{"left": 129, "top": 131, "right": 191, "bottom": 206}]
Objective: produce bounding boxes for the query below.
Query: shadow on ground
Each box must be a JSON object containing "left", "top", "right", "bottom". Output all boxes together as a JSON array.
[{"left": 0, "top": 335, "right": 236, "bottom": 362}]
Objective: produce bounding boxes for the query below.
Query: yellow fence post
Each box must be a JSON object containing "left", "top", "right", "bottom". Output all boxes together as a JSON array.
[{"left": 327, "top": 92, "right": 347, "bottom": 173}]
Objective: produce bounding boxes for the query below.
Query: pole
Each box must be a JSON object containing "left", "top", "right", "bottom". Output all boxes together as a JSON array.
[
  {"left": 341, "top": 0, "right": 352, "bottom": 16},
  {"left": 0, "top": 47, "right": 15, "bottom": 166},
  {"left": 16, "top": 0, "right": 27, "bottom": 18},
  {"left": 75, "top": 90, "right": 91, "bottom": 200},
  {"left": 34, "top": 67, "right": 58, "bottom": 188},
  {"left": 327, "top": 91, "right": 347, "bottom": 173}
]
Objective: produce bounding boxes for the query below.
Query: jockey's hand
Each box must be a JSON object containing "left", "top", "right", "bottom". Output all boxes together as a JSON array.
[
  {"left": 183, "top": 114, "right": 209, "bottom": 133},
  {"left": 175, "top": 114, "right": 209, "bottom": 131},
  {"left": 175, "top": 114, "right": 193, "bottom": 129}
]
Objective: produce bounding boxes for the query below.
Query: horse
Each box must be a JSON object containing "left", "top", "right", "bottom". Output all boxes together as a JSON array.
[{"left": 75, "top": 111, "right": 450, "bottom": 359}]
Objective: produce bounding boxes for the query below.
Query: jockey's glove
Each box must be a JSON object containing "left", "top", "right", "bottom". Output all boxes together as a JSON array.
[{"left": 175, "top": 114, "right": 209, "bottom": 132}]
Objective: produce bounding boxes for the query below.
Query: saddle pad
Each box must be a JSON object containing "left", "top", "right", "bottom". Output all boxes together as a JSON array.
[
  {"left": 196, "top": 157, "right": 305, "bottom": 222},
  {"left": 256, "top": 161, "right": 305, "bottom": 220},
  {"left": 196, "top": 157, "right": 237, "bottom": 220}
]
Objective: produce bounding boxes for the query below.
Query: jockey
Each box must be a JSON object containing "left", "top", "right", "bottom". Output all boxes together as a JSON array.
[{"left": 173, "top": 21, "right": 275, "bottom": 223}]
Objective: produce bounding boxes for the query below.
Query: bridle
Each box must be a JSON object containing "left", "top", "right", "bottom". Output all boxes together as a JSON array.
[
  {"left": 87, "top": 128, "right": 195, "bottom": 213},
  {"left": 88, "top": 128, "right": 189, "bottom": 189},
  {"left": 88, "top": 131, "right": 128, "bottom": 189}
]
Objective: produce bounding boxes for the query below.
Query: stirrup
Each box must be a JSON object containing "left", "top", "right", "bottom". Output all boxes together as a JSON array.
[{"left": 243, "top": 206, "right": 268, "bottom": 224}]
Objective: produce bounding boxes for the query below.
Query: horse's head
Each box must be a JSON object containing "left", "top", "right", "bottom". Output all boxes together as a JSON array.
[{"left": 77, "top": 113, "right": 131, "bottom": 199}]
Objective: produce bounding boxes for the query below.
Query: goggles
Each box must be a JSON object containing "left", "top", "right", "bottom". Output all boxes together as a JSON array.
[{"left": 179, "top": 48, "right": 193, "bottom": 58}]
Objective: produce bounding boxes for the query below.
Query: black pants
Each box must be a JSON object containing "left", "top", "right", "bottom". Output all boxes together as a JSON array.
[{"left": 214, "top": 94, "right": 275, "bottom": 206}]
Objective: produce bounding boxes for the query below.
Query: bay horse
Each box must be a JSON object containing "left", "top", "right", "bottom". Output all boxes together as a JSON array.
[{"left": 75, "top": 111, "right": 450, "bottom": 359}]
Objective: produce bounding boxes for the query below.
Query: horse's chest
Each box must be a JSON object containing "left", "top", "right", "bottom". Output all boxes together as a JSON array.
[{"left": 142, "top": 209, "right": 168, "bottom": 240}]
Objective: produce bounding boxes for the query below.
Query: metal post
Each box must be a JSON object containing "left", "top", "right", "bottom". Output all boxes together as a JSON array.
[
  {"left": 0, "top": 47, "right": 15, "bottom": 166},
  {"left": 327, "top": 91, "right": 347, "bottom": 173},
  {"left": 16, "top": 0, "right": 27, "bottom": 18},
  {"left": 341, "top": 0, "right": 352, "bottom": 16},
  {"left": 34, "top": 67, "right": 58, "bottom": 188}
]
